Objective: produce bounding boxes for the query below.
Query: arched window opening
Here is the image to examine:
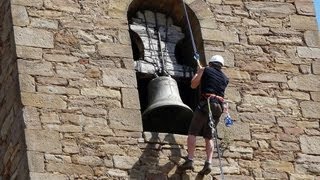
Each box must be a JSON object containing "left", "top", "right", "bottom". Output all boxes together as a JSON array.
[{"left": 128, "top": 0, "right": 204, "bottom": 135}]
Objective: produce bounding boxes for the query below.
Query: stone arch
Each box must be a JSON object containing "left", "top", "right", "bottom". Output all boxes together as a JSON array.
[{"left": 127, "top": 0, "right": 212, "bottom": 134}]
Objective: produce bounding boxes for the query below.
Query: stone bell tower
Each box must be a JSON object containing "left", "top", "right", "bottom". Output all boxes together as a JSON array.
[{"left": 1, "top": 0, "right": 320, "bottom": 179}]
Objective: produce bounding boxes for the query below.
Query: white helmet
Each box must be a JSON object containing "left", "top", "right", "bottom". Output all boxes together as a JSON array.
[{"left": 209, "top": 55, "right": 224, "bottom": 66}]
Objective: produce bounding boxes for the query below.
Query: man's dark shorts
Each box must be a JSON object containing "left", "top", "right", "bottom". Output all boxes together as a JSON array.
[{"left": 188, "top": 99, "right": 223, "bottom": 139}]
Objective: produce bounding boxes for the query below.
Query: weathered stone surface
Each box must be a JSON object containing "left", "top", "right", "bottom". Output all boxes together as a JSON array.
[
  {"left": 109, "top": 108, "right": 142, "bottom": 131},
  {"left": 297, "top": 47, "right": 320, "bottom": 59},
  {"left": 18, "top": 59, "right": 54, "bottom": 76},
  {"left": 30, "top": 18, "right": 58, "bottom": 29},
  {"left": 55, "top": 64, "right": 85, "bottom": 79},
  {"left": 98, "top": 144, "right": 125, "bottom": 156},
  {"left": 271, "top": 141, "right": 300, "bottom": 152},
  {"left": 288, "top": 75, "right": 320, "bottom": 92},
  {"left": 30, "top": 172, "right": 68, "bottom": 180},
  {"left": 218, "top": 122, "right": 251, "bottom": 141},
  {"left": 11, "top": 5, "right": 29, "bottom": 26},
  {"left": 300, "top": 101, "right": 320, "bottom": 119},
  {"left": 190, "top": 0, "right": 212, "bottom": 19},
  {"left": 61, "top": 139, "right": 79, "bottom": 154},
  {"left": 245, "top": 2, "right": 295, "bottom": 17},
  {"left": 311, "top": 92, "right": 320, "bottom": 101},
  {"left": 98, "top": 43, "right": 133, "bottom": 58},
  {"left": 44, "top": 0, "right": 80, "bottom": 13},
  {"left": 40, "top": 112, "right": 59, "bottom": 124},
  {"left": 11, "top": 0, "right": 43, "bottom": 8},
  {"left": 102, "top": 68, "right": 137, "bottom": 88},
  {"left": 240, "top": 112, "right": 276, "bottom": 125},
  {"left": 81, "top": 87, "right": 120, "bottom": 99},
  {"left": 312, "top": 61, "right": 320, "bottom": 74},
  {"left": 19, "top": 74, "right": 35, "bottom": 92},
  {"left": 16, "top": 46, "right": 42, "bottom": 59},
  {"left": 305, "top": 31, "right": 320, "bottom": 48},
  {"left": 261, "top": 160, "right": 294, "bottom": 172},
  {"left": 44, "top": 54, "right": 79, "bottom": 63},
  {"left": 290, "top": 173, "right": 315, "bottom": 180},
  {"left": 21, "top": 92, "right": 67, "bottom": 109},
  {"left": 290, "top": 15, "right": 317, "bottom": 31},
  {"left": 121, "top": 88, "right": 140, "bottom": 109},
  {"left": 297, "top": 153, "right": 320, "bottom": 163},
  {"left": 202, "top": 29, "right": 239, "bottom": 43},
  {"left": 25, "top": 129, "right": 62, "bottom": 153},
  {"left": 300, "top": 136, "right": 320, "bottom": 155},
  {"left": 257, "top": 73, "right": 287, "bottom": 82},
  {"left": 14, "top": 27, "right": 54, "bottom": 48},
  {"left": 83, "top": 117, "right": 114, "bottom": 136},
  {"left": 224, "top": 69, "right": 251, "bottom": 80},
  {"left": 38, "top": 85, "right": 79, "bottom": 95},
  {"left": 23, "top": 107, "right": 41, "bottom": 129},
  {"left": 27, "top": 151, "right": 44, "bottom": 172},
  {"left": 243, "top": 95, "right": 277, "bottom": 106},
  {"left": 45, "top": 124, "right": 82, "bottom": 133},
  {"left": 225, "top": 86, "right": 241, "bottom": 103},
  {"left": 36, "top": 77, "right": 68, "bottom": 86},
  {"left": 113, "top": 155, "right": 139, "bottom": 170},
  {"left": 295, "top": 1, "right": 315, "bottom": 16},
  {"left": 72, "top": 155, "right": 103, "bottom": 166},
  {"left": 46, "top": 162, "right": 93, "bottom": 175}
]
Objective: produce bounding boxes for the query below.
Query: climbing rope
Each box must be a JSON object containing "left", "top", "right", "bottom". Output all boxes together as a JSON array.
[
  {"left": 181, "top": 0, "right": 201, "bottom": 67},
  {"left": 207, "top": 98, "right": 225, "bottom": 180}
]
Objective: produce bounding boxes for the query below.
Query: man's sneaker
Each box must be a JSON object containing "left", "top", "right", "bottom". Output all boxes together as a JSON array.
[
  {"left": 198, "top": 161, "right": 212, "bottom": 175},
  {"left": 178, "top": 159, "right": 194, "bottom": 171}
]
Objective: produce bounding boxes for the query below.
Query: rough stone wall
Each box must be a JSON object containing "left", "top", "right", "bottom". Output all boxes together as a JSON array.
[
  {"left": 2, "top": 0, "right": 320, "bottom": 179},
  {"left": 0, "top": 0, "right": 29, "bottom": 179}
]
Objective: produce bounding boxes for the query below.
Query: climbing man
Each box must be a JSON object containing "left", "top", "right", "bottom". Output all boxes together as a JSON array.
[{"left": 178, "top": 55, "right": 229, "bottom": 175}]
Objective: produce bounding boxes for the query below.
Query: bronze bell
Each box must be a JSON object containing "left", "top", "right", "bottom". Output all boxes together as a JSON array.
[{"left": 142, "top": 76, "right": 193, "bottom": 134}]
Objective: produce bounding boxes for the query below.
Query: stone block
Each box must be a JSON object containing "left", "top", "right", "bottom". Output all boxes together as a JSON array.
[
  {"left": 312, "top": 61, "right": 320, "bottom": 74},
  {"left": 38, "top": 85, "right": 79, "bottom": 95},
  {"left": 217, "top": 122, "right": 251, "bottom": 141},
  {"left": 16, "top": 46, "right": 42, "bottom": 59},
  {"left": 271, "top": 141, "right": 300, "bottom": 151},
  {"left": 300, "top": 101, "right": 320, "bottom": 119},
  {"left": 19, "top": 74, "right": 35, "bottom": 92},
  {"left": 46, "top": 162, "right": 93, "bottom": 175},
  {"left": 40, "top": 112, "right": 60, "bottom": 124},
  {"left": 102, "top": 68, "right": 137, "bottom": 88},
  {"left": 202, "top": 29, "right": 239, "bottom": 43},
  {"left": 305, "top": 31, "right": 320, "bottom": 48},
  {"left": 25, "top": 129, "right": 62, "bottom": 153},
  {"left": 224, "top": 69, "right": 250, "bottom": 80},
  {"left": 98, "top": 144, "right": 125, "bottom": 156},
  {"left": 311, "top": 92, "right": 320, "bottom": 101},
  {"left": 27, "top": 151, "right": 44, "bottom": 172},
  {"left": 245, "top": 2, "right": 295, "bottom": 17},
  {"left": 199, "top": 17, "right": 217, "bottom": 29},
  {"left": 18, "top": 59, "right": 54, "bottom": 76},
  {"left": 290, "top": 174, "right": 315, "bottom": 180},
  {"left": 297, "top": 153, "right": 320, "bottom": 163},
  {"left": 30, "top": 18, "right": 58, "bottom": 29},
  {"left": 14, "top": 27, "right": 54, "bottom": 48},
  {"left": 266, "top": 36, "right": 303, "bottom": 45},
  {"left": 36, "top": 77, "right": 68, "bottom": 86},
  {"left": 290, "top": 15, "right": 317, "bottom": 31},
  {"left": 29, "top": 172, "right": 68, "bottom": 180},
  {"left": 107, "top": 0, "right": 129, "bottom": 18},
  {"left": 83, "top": 117, "right": 114, "bottom": 136},
  {"left": 121, "top": 88, "right": 140, "bottom": 109},
  {"left": 243, "top": 94, "right": 277, "bottom": 106},
  {"left": 288, "top": 75, "right": 320, "bottom": 92},
  {"left": 189, "top": 0, "right": 213, "bottom": 19},
  {"left": 98, "top": 43, "right": 133, "bottom": 58},
  {"left": 21, "top": 92, "right": 67, "bottom": 109},
  {"left": 45, "top": 124, "right": 82, "bottom": 133},
  {"left": 11, "top": 5, "right": 29, "bottom": 26},
  {"left": 225, "top": 86, "right": 241, "bottom": 103},
  {"left": 44, "top": 54, "right": 79, "bottom": 63},
  {"left": 300, "top": 136, "right": 320, "bottom": 155},
  {"left": 240, "top": 112, "right": 276, "bottom": 125},
  {"left": 261, "top": 160, "right": 294, "bottom": 173},
  {"left": 109, "top": 108, "right": 142, "bottom": 131},
  {"left": 23, "top": 107, "right": 41, "bottom": 129},
  {"left": 44, "top": 0, "right": 80, "bottom": 13},
  {"left": 55, "top": 64, "right": 85, "bottom": 79},
  {"left": 81, "top": 87, "right": 120, "bottom": 99},
  {"left": 297, "top": 47, "right": 320, "bottom": 59},
  {"left": 257, "top": 73, "right": 287, "bottom": 82},
  {"left": 72, "top": 155, "right": 103, "bottom": 166},
  {"left": 11, "top": 0, "right": 43, "bottom": 8},
  {"left": 113, "top": 155, "right": 139, "bottom": 170},
  {"left": 295, "top": 1, "right": 315, "bottom": 16},
  {"left": 62, "top": 139, "right": 79, "bottom": 154}
]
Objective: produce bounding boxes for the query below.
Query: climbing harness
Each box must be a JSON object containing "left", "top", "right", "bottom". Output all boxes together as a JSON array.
[
  {"left": 207, "top": 97, "right": 225, "bottom": 180},
  {"left": 181, "top": 0, "right": 201, "bottom": 67}
]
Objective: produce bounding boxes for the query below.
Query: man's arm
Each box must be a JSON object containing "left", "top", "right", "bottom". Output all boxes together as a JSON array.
[{"left": 190, "top": 67, "right": 205, "bottom": 89}]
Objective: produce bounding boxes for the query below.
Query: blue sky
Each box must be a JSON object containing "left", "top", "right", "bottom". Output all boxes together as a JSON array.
[{"left": 315, "top": 0, "right": 320, "bottom": 29}]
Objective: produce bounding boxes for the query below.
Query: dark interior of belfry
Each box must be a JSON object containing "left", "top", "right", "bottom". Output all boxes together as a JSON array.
[{"left": 127, "top": 0, "right": 206, "bottom": 135}]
